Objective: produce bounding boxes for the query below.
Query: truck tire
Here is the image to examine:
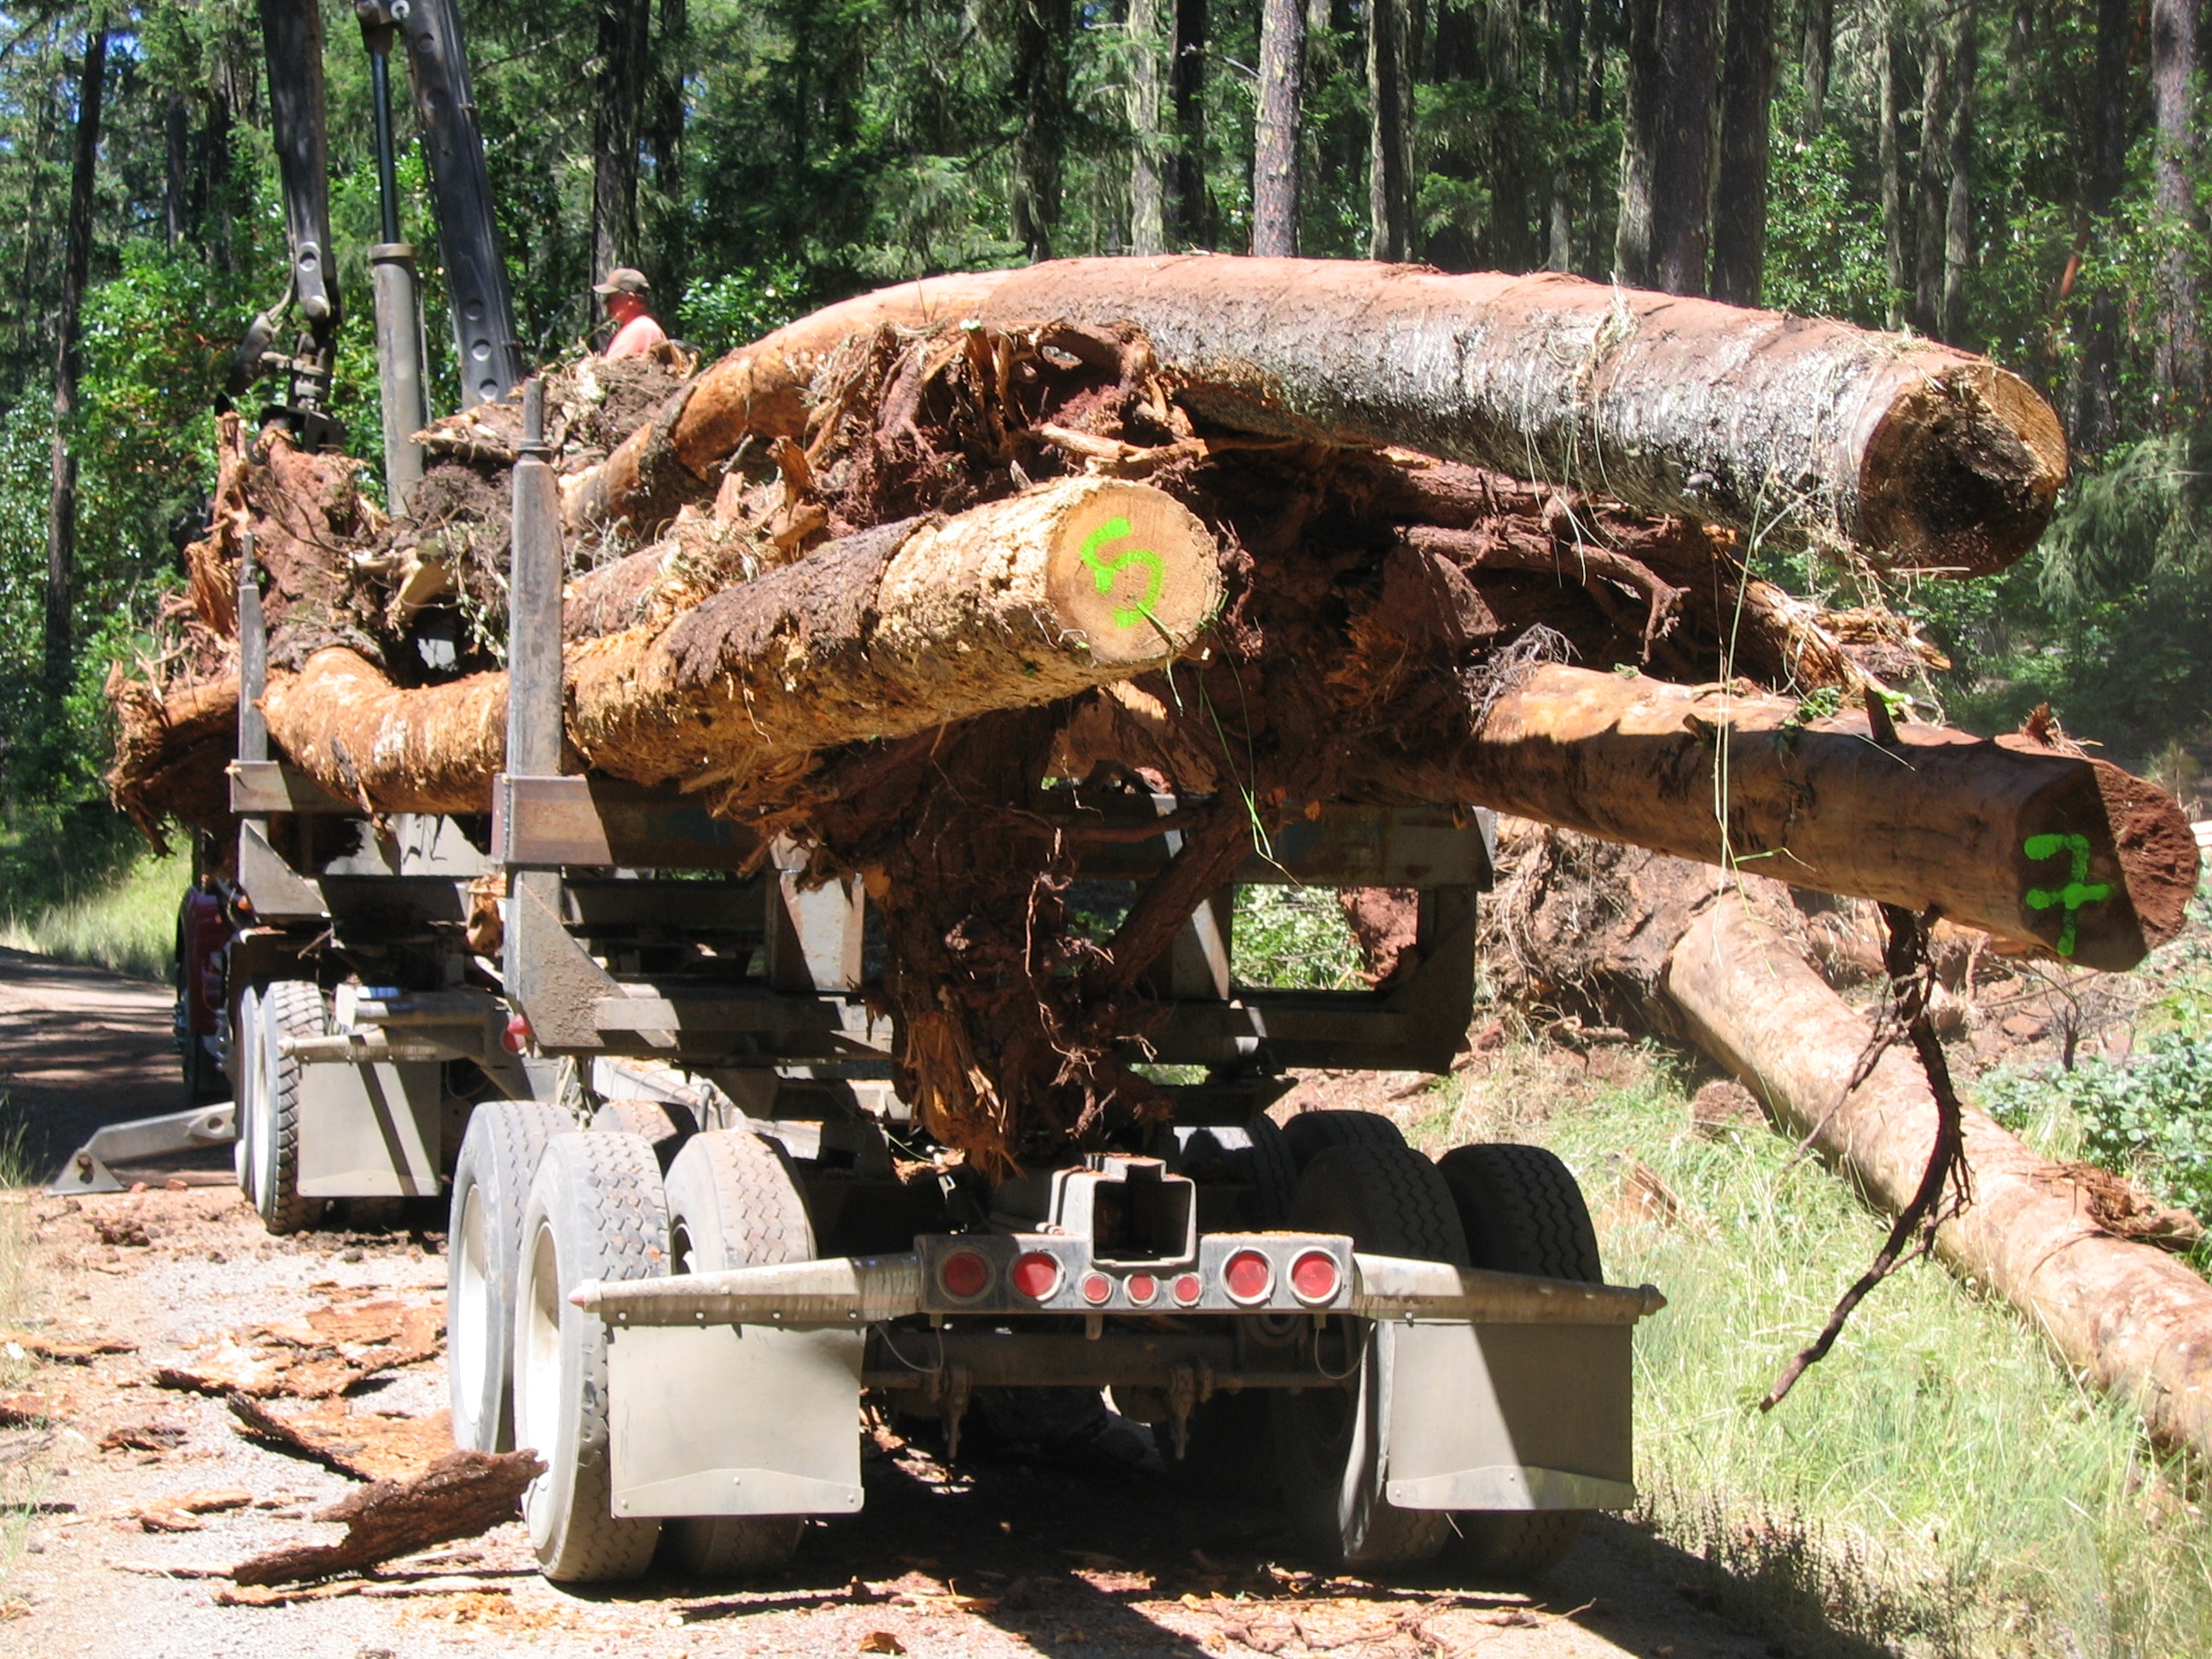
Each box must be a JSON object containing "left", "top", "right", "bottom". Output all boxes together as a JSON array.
[
  {"left": 1243, "top": 1113, "right": 1300, "bottom": 1228},
  {"left": 658, "top": 1130, "right": 813, "bottom": 1578},
  {"left": 232, "top": 987, "right": 263, "bottom": 1194},
  {"left": 514, "top": 1131, "right": 670, "bottom": 1582},
  {"left": 449, "top": 1102, "right": 575, "bottom": 1453},
  {"left": 591, "top": 1097, "right": 699, "bottom": 1173},
  {"left": 247, "top": 981, "right": 325, "bottom": 1235},
  {"left": 1272, "top": 1143, "right": 1468, "bottom": 1570},
  {"left": 1435, "top": 1143, "right": 1602, "bottom": 1580},
  {"left": 1280, "top": 1109, "right": 1406, "bottom": 1171}
]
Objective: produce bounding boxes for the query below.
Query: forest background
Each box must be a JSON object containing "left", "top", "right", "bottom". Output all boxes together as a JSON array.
[{"left": 0, "top": 0, "right": 2209, "bottom": 899}]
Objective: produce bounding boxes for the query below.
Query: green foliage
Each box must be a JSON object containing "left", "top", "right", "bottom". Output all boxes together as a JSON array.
[
  {"left": 1230, "top": 885, "right": 1363, "bottom": 991},
  {"left": 682, "top": 265, "right": 811, "bottom": 358},
  {"left": 1982, "top": 1037, "right": 2212, "bottom": 1224}
]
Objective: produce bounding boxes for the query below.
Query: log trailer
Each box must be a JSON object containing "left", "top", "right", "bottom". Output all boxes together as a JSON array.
[{"left": 61, "top": 0, "right": 1665, "bottom": 1585}]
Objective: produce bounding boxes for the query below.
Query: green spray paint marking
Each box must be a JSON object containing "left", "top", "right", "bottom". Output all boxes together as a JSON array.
[
  {"left": 2023, "top": 831, "right": 2112, "bottom": 958},
  {"left": 1079, "top": 515, "right": 1164, "bottom": 629}
]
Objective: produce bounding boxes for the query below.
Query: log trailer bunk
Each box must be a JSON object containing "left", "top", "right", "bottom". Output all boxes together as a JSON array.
[{"left": 66, "top": 0, "right": 1667, "bottom": 1584}]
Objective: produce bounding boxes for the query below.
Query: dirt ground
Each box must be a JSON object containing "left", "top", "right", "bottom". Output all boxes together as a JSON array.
[{"left": 3, "top": 951, "right": 1841, "bottom": 1659}]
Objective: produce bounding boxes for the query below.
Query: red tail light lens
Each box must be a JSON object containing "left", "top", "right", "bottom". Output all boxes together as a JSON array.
[
  {"left": 501, "top": 1013, "right": 533, "bottom": 1054},
  {"left": 1172, "top": 1273, "right": 1202, "bottom": 1306},
  {"left": 1289, "top": 1249, "right": 1342, "bottom": 1304},
  {"left": 940, "top": 1249, "right": 991, "bottom": 1300},
  {"left": 1010, "top": 1251, "right": 1062, "bottom": 1301},
  {"left": 1223, "top": 1249, "right": 1273, "bottom": 1304},
  {"left": 1125, "top": 1273, "right": 1157, "bottom": 1307},
  {"left": 1080, "top": 1272, "right": 1113, "bottom": 1306}
]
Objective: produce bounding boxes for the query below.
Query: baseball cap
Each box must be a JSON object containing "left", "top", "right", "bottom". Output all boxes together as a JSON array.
[{"left": 593, "top": 267, "right": 650, "bottom": 296}]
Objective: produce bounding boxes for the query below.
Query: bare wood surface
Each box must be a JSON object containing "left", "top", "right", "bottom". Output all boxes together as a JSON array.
[
  {"left": 1665, "top": 892, "right": 2212, "bottom": 1463},
  {"left": 1366, "top": 662, "right": 2196, "bottom": 969}
]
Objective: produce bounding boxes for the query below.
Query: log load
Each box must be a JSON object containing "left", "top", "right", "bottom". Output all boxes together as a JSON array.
[
  {"left": 260, "top": 476, "right": 1220, "bottom": 815},
  {"left": 575, "top": 258, "right": 2065, "bottom": 575}
]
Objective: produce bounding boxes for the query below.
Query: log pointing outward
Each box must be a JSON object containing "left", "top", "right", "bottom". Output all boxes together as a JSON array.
[
  {"left": 265, "top": 475, "right": 1220, "bottom": 814},
  {"left": 972, "top": 259, "right": 2067, "bottom": 575},
  {"left": 1666, "top": 893, "right": 2212, "bottom": 1464},
  {"left": 1364, "top": 663, "right": 2197, "bottom": 970},
  {"left": 230, "top": 1448, "right": 544, "bottom": 1585}
]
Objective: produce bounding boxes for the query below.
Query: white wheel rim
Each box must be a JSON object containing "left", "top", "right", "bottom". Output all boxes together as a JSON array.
[
  {"left": 253, "top": 1006, "right": 282, "bottom": 1215},
  {"left": 516, "top": 1220, "right": 564, "bottom": 1471},
  {"left": 234, "top": 992, "right": 263, "bottom": 1204},
  {"left": 454, "top": 1183, "right": 493, "bottom": 1429}
]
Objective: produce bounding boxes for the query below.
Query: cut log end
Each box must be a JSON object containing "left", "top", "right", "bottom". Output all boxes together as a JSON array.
[
  {"left": 1038, "top": 480, "right": 1221, "bottom": 666},
  {"left": 1856, "top": 362, "right": 2069, "bottom": 577}
]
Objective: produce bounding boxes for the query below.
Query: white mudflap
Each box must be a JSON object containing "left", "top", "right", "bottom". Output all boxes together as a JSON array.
[
  {"left": 608, "top": 1324, "right": 865, "bottom": 1517},
  {"left": 298, "top": 1061, "right": 442, "bottom": 1197},
  {"left": 1382, "top": 1320, "right": 1636, "bottom": 1511}
]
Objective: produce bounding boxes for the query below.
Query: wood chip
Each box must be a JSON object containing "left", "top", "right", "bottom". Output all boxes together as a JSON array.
[
  {"left": 228, "top": 1393, "right": 456, "bottom": 1482},
  {"left": 0, "top": 1327, "right": 137, "bottom": 1361}
]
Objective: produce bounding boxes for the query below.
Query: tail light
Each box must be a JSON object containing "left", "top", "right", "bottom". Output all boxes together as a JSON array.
[
  {"left": 1010, "top": 1251, "right": 1062, "bottom": 1301},
  {"left": 1171, "top": 1273, "right": 1202, "bottom": 1307},
  {"left": 501, "top": 1013, "right": 533, "bottom": 1054},
  {"left": 1289, "top": 1249, "right": 1342, "bottom": 1304},
  {"left": 1223, "top": 1249, "right": 1273, "bottom": 1304},
  {"left": 940, "top": 1249, "right": 992, "bottom": 1301},
  {"left": 1125, "top": 1273, "right": 1158, "bottom": 1307},
  {"left": 1080, "top": 1272, "right": 1113, "bottom": 1306}
]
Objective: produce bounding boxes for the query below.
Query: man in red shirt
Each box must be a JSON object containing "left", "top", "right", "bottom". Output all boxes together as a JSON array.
[{"left": 595, "top": 267, "right": 667, "bottom": 360}]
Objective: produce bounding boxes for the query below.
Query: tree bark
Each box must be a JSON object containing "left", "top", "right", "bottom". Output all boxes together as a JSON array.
[
  {"left": 1615, "top": 0, "right": 1720, "bottom": 294},
  {"left": 2151, "top": 0, "right": 2203, "bottom": 412},
  {"left": 1011, "top": 0, "right": 1074, "bottom": 262},
  {"left": 230, "top": 1450, "right": 544, "bottom": 1586},
  {"left": 1168, "top": 0, "right": 1211, "bottom": 246},
  {"left": 1252, "top": 0, "right": 1307, "bottom": 257},
  {"left": 1664, "top": 891, "right": 2212, "bottom": 1466},
  {"left": 1912, "top": 22, "right": 1951, "bottom": 335},
  {"left": 2069, "top": 0, "right": 2133, "bottom": 453},
  {"left": 643, "top": 0, "right": 689, "bottom": 301},
  {"left": 1484, "top": 0, "right": 1536, "bottom": 271},
  {"left": 44, "top": 14, "right": 107, "bottom": 706},
  {"left": 974, "top": 256, "right": 2069, "bottom": 573},
  {"left": 1543, "top": 0, "right": 1585, "bottom": 269},
  {"left": 1362, "top": 661, "right": 2196, "bottom": 968},
  {"left": 1710, "top": 0, "right": 1775, "bottom": 305},
  {"left": 1942, "top": 0, "right": 1978, "bottom": 345},
  {"left": 1367, "top": 0, "right": 1415, "bottom": 260},
  {"left": 1129, "top": 0, "right": 1169, "bottom": 254},
  {"left": 1877, "top": 14, "right": 1908, "bottom": 328},
  {"left": 265, "top": 479, "right": 1224, "bottom": 813},
  {"left": 591, "top": 0, "right": 651, "bottom": 279},
  {"left": 1801, "top": 0, "right": 1833, "bottom": 134}
]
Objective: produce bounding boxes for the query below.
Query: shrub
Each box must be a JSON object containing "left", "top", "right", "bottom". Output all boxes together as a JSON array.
[{"left": 1981, "top": 1035, "right": 2212, "bottom": 1221}]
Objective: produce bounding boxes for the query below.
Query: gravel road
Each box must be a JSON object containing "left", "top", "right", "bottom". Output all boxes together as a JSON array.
[{"left": 1, "top": 950, "right": 1809, "bottom": 1659}]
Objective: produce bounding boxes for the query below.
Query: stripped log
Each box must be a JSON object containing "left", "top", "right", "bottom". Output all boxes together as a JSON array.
[
  {"left": 1666, "top": 890, "right": 2212, "bottom": 1464},
  {"left": 1362, "top": 663, "right": 2196, "bottom": 970},
  {"left": 974, "top": 259, "right": 2066, "bottom": 575},
  {"left": 263, "top": 475, "right": 1220, "bottom": 814}
]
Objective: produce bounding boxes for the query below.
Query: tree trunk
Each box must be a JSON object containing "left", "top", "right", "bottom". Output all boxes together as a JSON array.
[
  {"left": 2069, "top": 0, "right": 2133, "bottom": 453},
  {"left": 973, "top": 256, "right": 2068, "bottom": 573},
  {"left": 1168, "top": 0, "right": 1210, "bottom": 246},
  {"left": 1251, "top": 0, "right": 1307, "bottom": 256},
  {"left": 1615, "top": 0, "right": 1719, "bottom": 294},
  {"left": 1801, "top": 0, "right": 1833, "bottom": 133},
  {"left": 1361, "top": 661, "right": 2196, "bottom": 968},
  {"left": 1367, "top": 0, "right": 1415, "bottom": 260},
  {"left": 1664, "top": 891, "right": 2212, "bottom": 1466},
  {"left": 1912, "top": 21, "right": 1951, "bottom": 335},
  {"left": 2151, "top": 0, "right": 2203, "bottom": 412},
  {"left": 1484, "top": 0, "right": 1536, "bottom": 271},
  {"left": 1543, "top": 0, "right": 1585, "bottom": 269},
  {"left": 1877, "top": 13, "right": 1909, "bottom": 328},
  {"left": 1942, "top": 0, "right": 1978, "bottom": 345},
  {"left": 1129, "top": 0, "right": 1169, "bottom": 254},
  {"left": 265, "top": 479, "right": 1223, "bottom": 813},
  {"left": 1710, "top": 0, "right": 1774, "bottom": 305},
  {"left": 1011, "top": 0, "right": 1074, "bottom": 262},
  {"left": 44, "top": 14, "right": 106, "bottom": 706},
  {"left": 591, "top": 0, "right": 651, "bottom": 279},
  {"left": 643, "top": 0, "right": 689, "bottom": 303}
]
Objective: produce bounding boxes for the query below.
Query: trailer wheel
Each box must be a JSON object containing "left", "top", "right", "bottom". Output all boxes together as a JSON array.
[
  {"left": 657, "top": 1130, "right": 814, "bottom": 1579},
  {"left": 514, "top": 1132, "right": 670, "bottom": 1583},
  {"left": 449, "top": 1102, "right": 575, "bottom": 1453},
  {"left": 1272, "top": 1144, "right": 1467, "bottom": 1570},
  {"left": 591, "top": 1097, "right": 699, "bottom": 1173},
  {"left": 247, "top": 981, "right": 324, "bottom": 1235},
  {"left": 1280, "top": 1109, "right": 1406, "bottom": 1171},
  {"left": 1242, "top": 1114, "right": 1300, "bottom": 1228},
  {"left": 1435, "top": 1143, "right": 1602, "bottom": 1580}
]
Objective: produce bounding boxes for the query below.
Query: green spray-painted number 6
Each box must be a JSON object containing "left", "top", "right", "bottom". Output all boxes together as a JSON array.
[
  {"left": 1079, "top": 515, "right": 1165, "bottom": 630},
  {"left": 2023, "top": 830, "right": 2112, "bottom": 958}
]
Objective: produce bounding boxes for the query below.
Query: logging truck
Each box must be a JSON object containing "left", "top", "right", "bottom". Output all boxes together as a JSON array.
[{"left": 195, "top": 379, "right": 1660, "bottom": 1582}]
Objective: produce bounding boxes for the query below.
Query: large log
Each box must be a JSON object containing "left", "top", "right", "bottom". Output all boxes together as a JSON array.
[
  {"left": 263, "top": 475, "right": 1220, "bottom": 813},
  {"left": 973, "top": 259, "right": 2065, "bottom": 575},
  {"left": 1666, "top": 891, "right": 2212, "bottom": 1464},
  {"left": 1364, "top": 663, "right": 2196, "bottom": 970}
]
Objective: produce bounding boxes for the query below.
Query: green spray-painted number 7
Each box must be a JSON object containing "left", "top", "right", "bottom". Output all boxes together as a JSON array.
[
  {"left": 2023, "top": 830, "right": 2112, "bottom": 958},
  {"left": 1079, "top": 515, "right": 1165, "bottom": 630}
]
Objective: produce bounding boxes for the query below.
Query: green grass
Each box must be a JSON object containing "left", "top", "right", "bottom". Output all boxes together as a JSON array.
[
  {"left": 1404, "top": 1051, "right": 2212, "bottom": 1659},
  {"left": 0, "top": 843, "right": 183, "bottom": 981}
]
